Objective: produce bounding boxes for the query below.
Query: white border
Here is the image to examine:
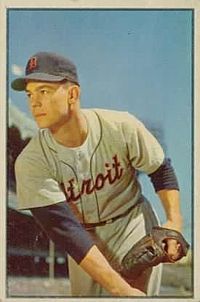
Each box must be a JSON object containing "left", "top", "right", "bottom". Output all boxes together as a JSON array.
[
  {"left": 0, "top": 0, "right": 7, "bottom": 301},
  {"left": 0, "top": 0, "right": 200, "bottom": 9},
  {"left": 194, "top": 5, "right": 200, "bottom": 301},
  {"left": 1, "top": 0, "right": 200, "bottom": 301}
]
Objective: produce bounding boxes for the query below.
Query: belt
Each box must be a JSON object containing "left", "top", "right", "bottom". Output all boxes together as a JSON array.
[{"left": 82, "top": 198, "right": 143, "bottom": 230}]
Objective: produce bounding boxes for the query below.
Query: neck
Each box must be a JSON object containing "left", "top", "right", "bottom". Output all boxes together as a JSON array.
[{"left": 50, "top": 111, "right": 88, "bottom": 148}]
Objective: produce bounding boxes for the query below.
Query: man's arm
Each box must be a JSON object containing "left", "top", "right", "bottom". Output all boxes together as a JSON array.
[
  {"left": 157, "top": 189, "right": 183, "bottom": 261},
  {"left": 157, "top": 189, "right": 183, "bottom": 232},
  {"left": 148, "top": 158, "right": 183, "bottom": 260},
  {"left": 80, "top": 245, "right": 145, "bottom": 296},
  {"left": 148, "top": 158, "right": 183, "bottom": 230},
  {"left": 31, "top": 202, "right": 145, "bottom": 296}
]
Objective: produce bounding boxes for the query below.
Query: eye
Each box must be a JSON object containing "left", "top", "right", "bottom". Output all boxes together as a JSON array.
[
  {"left": 40, "top": 89, "right": 49, "bottom": 95},
  {"left": 26, "top": 92, "right": 32, "bottom": 98}
]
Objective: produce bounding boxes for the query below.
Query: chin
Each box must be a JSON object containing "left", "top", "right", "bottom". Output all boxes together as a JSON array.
[{"left": 36, "top": 122, "right": 50, "bottom": 129}]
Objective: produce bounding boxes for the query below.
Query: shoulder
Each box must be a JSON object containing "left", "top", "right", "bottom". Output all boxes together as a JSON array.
[
  {"left": 15, "top": 129, "right": 50, "bottom": 170},
  {"left": 83, "top": 108, "right": 141, "bottom": 128}
]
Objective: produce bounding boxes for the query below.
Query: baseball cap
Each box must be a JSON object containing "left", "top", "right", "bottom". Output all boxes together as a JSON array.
[{"left": 11, "top": 51, "right": 79, "bottom": 91}]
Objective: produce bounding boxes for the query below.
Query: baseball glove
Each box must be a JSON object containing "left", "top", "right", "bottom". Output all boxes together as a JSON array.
[{"left": 120, "top": 226, "right": 190, "bottom": 279}]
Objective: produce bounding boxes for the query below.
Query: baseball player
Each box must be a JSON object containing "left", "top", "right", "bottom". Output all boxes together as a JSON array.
[{"left": 11, "top": 52, "right": 183, "bottom": 297}]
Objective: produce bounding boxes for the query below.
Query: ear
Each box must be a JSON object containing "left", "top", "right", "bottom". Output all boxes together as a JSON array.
[{"left": 67, "top": 85, "right": 80, "bottom": 105}]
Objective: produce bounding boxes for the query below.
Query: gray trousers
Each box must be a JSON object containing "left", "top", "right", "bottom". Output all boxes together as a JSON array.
[{"left": 68, "top": 196, "right": 163, "bottom": 296}]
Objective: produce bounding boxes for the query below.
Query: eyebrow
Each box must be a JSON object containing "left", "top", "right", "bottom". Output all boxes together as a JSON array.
[{"left": 25, "top": 84, "right": 58, "bottom": 93}]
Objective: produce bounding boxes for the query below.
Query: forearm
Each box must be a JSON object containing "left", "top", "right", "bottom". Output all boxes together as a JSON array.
[
  {"left": 80, "top": 245, "right": 144, "bottom": 296},
  {"left": 157, "top": 189, "right": 183, "bottom": 231},
  {"left": 31, "top": 202, "right": 145, "bottom": 296}
]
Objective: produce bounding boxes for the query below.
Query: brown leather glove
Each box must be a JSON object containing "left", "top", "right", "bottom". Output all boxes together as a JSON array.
[{"left": 120, "top": 226, "right": 190, "bottom": 279}]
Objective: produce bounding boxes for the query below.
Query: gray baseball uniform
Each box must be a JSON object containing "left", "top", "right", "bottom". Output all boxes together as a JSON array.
[{"left": 15, "top": 108, "right": 165, "bottom": 296}]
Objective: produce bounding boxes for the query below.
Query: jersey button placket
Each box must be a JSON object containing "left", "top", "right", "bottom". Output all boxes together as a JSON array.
[{"left": 74, "top": 153, "right": 81, "bottom": 191}]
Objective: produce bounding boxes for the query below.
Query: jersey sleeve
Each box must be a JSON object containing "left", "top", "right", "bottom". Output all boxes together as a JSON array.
[
  {"left": 148, "top": 157, "right": 179, "bottom": 192},
  {"left": 15, "top": 152, "right": 66, "bottom": 210},
  {"left": 122, "top": 113, "right": 165, "bottom": 174},
  {"left": 31, "top": 202, "right": 94, "bottom": 264}
]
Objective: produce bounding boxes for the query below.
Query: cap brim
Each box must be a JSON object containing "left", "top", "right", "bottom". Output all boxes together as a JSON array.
[{"left": 11, "top": 73, "right": 67, "bottom": 91}]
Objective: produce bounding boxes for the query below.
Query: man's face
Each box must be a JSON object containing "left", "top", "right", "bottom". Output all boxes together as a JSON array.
[{"left": 26, "top": 81, "right": 70, "bottom": 131}]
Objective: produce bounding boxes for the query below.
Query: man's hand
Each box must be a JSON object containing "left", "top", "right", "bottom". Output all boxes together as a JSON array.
[
  {"left": 80, "top": 245, "right": 146, "bottom": 296},
  {"left": 121, "top": 225, "right": 189, "bottom": 284},
  {"left": 157, "top": 189, "right": 184, "bottom": 261},
  {"left": 162, "top": 219, "right": 182, "bottom": 261},
  {"left": 163, "top": 238, "right": 181, "bottom": 261},
  {"left": 129, "top": 288, "right": 146, "bottom": 296}
]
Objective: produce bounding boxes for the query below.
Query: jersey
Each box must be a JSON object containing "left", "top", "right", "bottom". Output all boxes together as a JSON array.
[
  {"left": 15, "top": 109, "right": 164, "bottom": 219},
  {"left": 15, "top": 108, "right": 165, "bottom": 296}
]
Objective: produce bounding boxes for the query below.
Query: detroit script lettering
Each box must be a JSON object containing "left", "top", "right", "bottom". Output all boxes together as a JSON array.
[{"left": 64, "top": 155, "right": 124, "bottom": 202}]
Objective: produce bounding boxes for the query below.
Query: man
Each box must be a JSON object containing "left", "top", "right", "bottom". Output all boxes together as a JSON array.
[{"left": 11, "top": 51, "right": 183, "bottom": 297}]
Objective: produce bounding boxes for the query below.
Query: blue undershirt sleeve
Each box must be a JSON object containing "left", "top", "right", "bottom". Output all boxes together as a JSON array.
[
  {"left": 30, "top": 201, "right": 94, "bottom": 264},
  {"left": 148, "top": 158, "right": 179, "bottom": 192}
]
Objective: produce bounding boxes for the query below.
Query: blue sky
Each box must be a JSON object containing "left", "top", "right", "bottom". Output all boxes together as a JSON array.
[{"left": 8, "top": 9, "right": 193, "bottom": 242}]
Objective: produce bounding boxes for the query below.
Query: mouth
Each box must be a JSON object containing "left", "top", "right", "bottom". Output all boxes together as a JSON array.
[{"left": 34, "top": 113, "right": 46, "bottom": 118}]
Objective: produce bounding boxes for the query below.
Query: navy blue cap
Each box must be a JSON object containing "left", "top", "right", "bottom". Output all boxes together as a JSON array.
[{"left": 11, "top": 52, "right": 79, "bottom": 91}]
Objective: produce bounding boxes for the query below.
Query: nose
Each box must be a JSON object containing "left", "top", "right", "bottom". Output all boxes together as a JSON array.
[{"left": 30, "top": 92, "right": 42, "bottom": 107}]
